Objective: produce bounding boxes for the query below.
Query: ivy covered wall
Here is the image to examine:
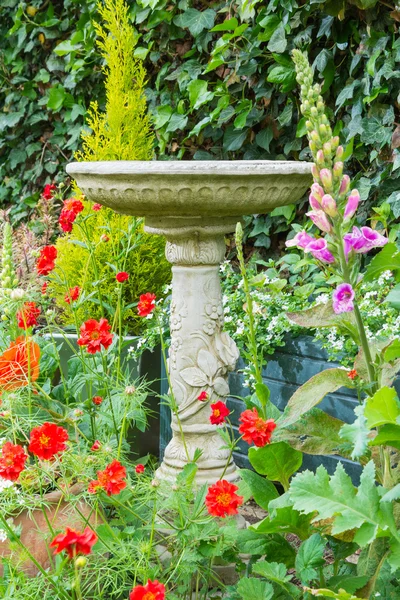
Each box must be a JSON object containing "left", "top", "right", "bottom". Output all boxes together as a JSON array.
[{"left": 1, "top": 0, "right": 399, "bottom": 249}]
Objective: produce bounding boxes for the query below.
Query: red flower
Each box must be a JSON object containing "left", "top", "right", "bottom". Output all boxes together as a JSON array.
[
  {"left": 77, "top": 318, "right": 113, "bottom": 354},
  {"left": 91, "top": 440, "right": 101, "bottom": 451},
  {"left": 92, "top": 395, "right": 103, "bottom": 406},
  {"left": 129, "top": 580, "right": 165, "bottom": 600},
  {"left": 0, "top": 336, "right": 40, "bottom": 390},
  {"left": 88, "top": 459, "right": 126, "bottom": 496},
  {"left": 41, "top": 281, "right": 48, "bottom": 295},
  {"left": 17, "top": 302, "right": 40, "bottom": 329},
  {"left": 198, "top": 391, "right": 209, "bottom": 402},
  {"left": 209, "top": 401, "right": 230, "bottom": 425},
  {"left": 348, "top": 369, "right": 358, "bottom": 380},
  {"left": 137, "top": 293, "right": 156, "bottom": 317},
  {"left": 0, "top": 441, "right": 28, "bottom": 481},
  {"left": 29, "top": 422, "right": 69, "bottom": 460},
  {"left": 42, "top": 184, "right": 56, "bottom": 200},
  {"left": 92, "top": 203, "right": 102, "bottom": 211},
  {"left": 100, "top": 234, "right": 109, "bottom": 242},
  {"left": 64, "top": 197, "right": 84, "bottom": 215},
  {"left": 65, "top": 286, "right": 81, "bottom": 304},
  {"left": 135, "top": 464, "right": 145, "bottom": 474},
  {"left": 36, "top": 245, "right": 57, "bottom": 275},
  {"left": 59, "top": 209, "right": 75, "bottom": 233},
  {"left": 238, "top": 409, "right": 276, "bottom": 447},
  {"left": 116, "top": 271, "right": 129, "bottom": 283},
  {"left": 50, "top": 526, "right": 97, "bottom": 559},
  {"left": 205, "top": 479, "right": 243, "bottom": 518}
]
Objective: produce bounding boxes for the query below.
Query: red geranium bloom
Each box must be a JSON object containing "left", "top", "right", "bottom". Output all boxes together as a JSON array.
[
  {"left": 0, "top": 336, "right": 40, "bottom": 390},
  {"left": 65, "top": 286, "right": 81, "bottom": 304},
  {"left": 205, "top": 479, "right": 243, "bottom": 518},
  {"left": 59, "top": 208, "right": 76, "bottom": 233},
  {"left": 0, "top": 441, "right": 28, "bottom": 481},
  {"left": 137, "top": 293, "right": 156, "bottom": 317},
  {"left": 17, "top": 302, "right": 41, "bottom": 329},
  {"left": 63, "top": 197, "right": 84, "bottom": 215},
  {"left": 209, "top": 401, "right": 230, "bottom": 425},
  {"left": 92, "top": 395, "right": 103, "bottom": 406},
  {"left": 36, "top": 245, "right": 57, "bottom": 275},
  {"left": 348, "top": 369, "right": 358, "bottom": 380},
  {"left": 77, "top": 318, "right": 113, "bottom": 354},
  {"left": 129, "top": 580, "right": 166, "bottom": 600},
  {"left": 91, "top": 440, "right": 101, "bottom": 451},
  {"left": 198, "top": 391, "right": 209, "bottom": 401},
  {"left": 116, "top": 271, "right": 129, "bottom": 283},
  {"left": 29, "top": 422, "right": 69, "bottom": 460},
  {"left": 135, "top": 464, "right": 145, "bottom": 474},
  {"left": 42, "top": 183, "right": 57, "bottom": 200},
  {"left": 238, "top": 408, "right": 276, "bottom": 447},
  {"left": 50, "top": 526, "right": 97, "bottom": 559},
  {"left": 88, "top": 459, "right": 126, "bottom": 496},
  {"left": 92, "top": 203, "right": 102, "bottom": 211}
]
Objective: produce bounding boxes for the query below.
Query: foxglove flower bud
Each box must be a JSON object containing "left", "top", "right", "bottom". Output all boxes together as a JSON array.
[
  {"left": 321, "top": 194, "right": 338, "bottom": 217},
  {"left": 310, "top": 130, "right": 319, "bottom": 142},
  {"left": 306, "top": 120, "right": 313, "bottom": 131},
  {"left": 319, "top": 168, "right": 333, "bottom": 191},
  {"left": 335, "top": 145, "right": 344, "bottom": 159},
  {"left": 339, "top": 174, "right": 351, "bottom": 196},
  {"left": 306, "top": 209, "right": 332, "bottom": 233},
  {"left": 323, "top": 142, "right": 332, "bottom": 157},
  {"left": 309, "top": 193, "right": 321, "bottom": 211},
  {"left": 331, "top": 136, "right": 340, "bottom": 148},
  {"left": 311, "top": 164, "right": 320, "bottom": 180},
  {"left": 309, "top": 141, "right": 317, "bottom": 153},
  {"left": 319, "top": 123, "right": 327, "bottom": 136},
  {"left": 311, "top": 106, "right": 318, "bottom": 117},
  {"left": 343, "top": 189, "right": 360, "bottom": 222},
  {"left": 316, "top": 150, "right": 325, "bottom": 167},
  {"left": 333, "top": 162, "right": 344, "bottom": 179}
]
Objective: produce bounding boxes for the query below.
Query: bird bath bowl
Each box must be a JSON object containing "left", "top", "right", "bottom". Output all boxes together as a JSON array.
[{"left": 67, "top": 160, "right": 312, "bottom": 485}]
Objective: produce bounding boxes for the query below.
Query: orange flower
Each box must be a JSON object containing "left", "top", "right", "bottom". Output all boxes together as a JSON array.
[
  {"left": 129, "top": 580, "right": 165, "bottom": 600},
  {"left": 348, "top": 369, "right": 358, "bottom": 380},
  {"left": 50, "top": 526, "right": 97, "bottom": 559},
  {"left": 209, "top": 401, "right": 230, "bottom": 425},
  {"left": 64, "top": 286, "right": 81, "bottom": 304},
  {"left": 238, "top": 408, "right": 276, "bottom": 447},
  {"left": 205, "top": 479, "right": 243, "bottom": 518},
  {"left": 0, "top": 441, "right": 28, "bottom": 481},
  {"left": 0, "top": 336, "right": 40, "bottom": 390},
  {"left": 137, "top": 293, "right": 156, "bottom": 317},
  {"left": 29, "top": 422, "right": 69, "bottom": 460},
  {"left": 77, "top": 318, "right": 113, "bottom": 354},
  {"left": 88, "top": 459, "right": 126, "bottom": 496},
  {"left": 17, "top": 302, "right": 41, "bottom": 329}
]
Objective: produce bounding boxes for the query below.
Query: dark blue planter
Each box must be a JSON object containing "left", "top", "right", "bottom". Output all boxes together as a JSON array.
[{"left": 159, "top": 334, "right": 382, "bottom": 483}]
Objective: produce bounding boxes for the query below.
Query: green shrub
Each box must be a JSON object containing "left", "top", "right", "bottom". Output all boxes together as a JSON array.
[{"left": 48, "top": 203, "right": 171, "bottom": 334}]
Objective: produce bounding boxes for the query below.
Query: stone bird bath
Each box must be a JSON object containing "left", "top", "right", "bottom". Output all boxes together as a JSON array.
[{"left": 67, "top": 160, "right": 312, "bottom": 485}]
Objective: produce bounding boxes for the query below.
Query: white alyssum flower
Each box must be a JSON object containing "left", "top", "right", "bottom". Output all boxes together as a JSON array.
[
  {"left": 0, "top": 477, "right": 14, "bottom": 493},
  {"left": 315, "top": 293, "right": 330, "bottom": 305}
]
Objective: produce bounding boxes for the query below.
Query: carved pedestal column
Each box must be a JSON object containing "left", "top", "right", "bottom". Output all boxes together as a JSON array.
[{"left": 145, "top": 217, "right": 241, "bottom": 485}]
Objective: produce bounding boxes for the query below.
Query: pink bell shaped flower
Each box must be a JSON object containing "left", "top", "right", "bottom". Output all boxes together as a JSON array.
[
  {"left": 305, "top": 239, "right": 335, "bottom": 264},
  {"left": 285, "top": 231, "right": 315, "bottom": 249},
  {"left": 343, "top": 226, "right": 388, "bottom": 257},
  {"left": 343, "top": 190, "right": 360, "bottom": 222},
  {"left": 332, "top": 283, "right": 355, "bottom": 314},
  {"left": 306, "top": 210, "right": 332, "bottom": 233}
]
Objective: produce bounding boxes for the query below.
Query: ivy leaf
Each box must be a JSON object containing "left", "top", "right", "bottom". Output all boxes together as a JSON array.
[
  {"left": 211, "top": 17, "right": 238, "bottom": 32},
  {"left": 249, "top": 441, "right": 302, "bottom": 488},
  {"left": 238, "top": 468, "right": 279, "bottom": 510},
  {"left": 187, "top": 79, "right": 214, "bottom": 110},
  {"left": 47, "top": 86, "right": 66, "bottom": 111},
  {"left": 223, "top": 125, "right": 248, "bottom": 152},
  {"left": 166, "top": 113, "right": 188, "bottom": 132},
  {"left": 174, "top": 8, "right": 216, "bottom": 37},
  {"left": 364, "top": 387, "right": 400, "bottom": 428},
  {"left": 295, "top": 533, "right": 326, "bottom": 584},
  {"left": 256, "top": 127, "right": 273, "bottom": 152},
  {"left": 236, "top": 577, "right": 274, "bottom": 600},
  {"left": 267, "top": 25, "right": 287, "bottom": 53}
]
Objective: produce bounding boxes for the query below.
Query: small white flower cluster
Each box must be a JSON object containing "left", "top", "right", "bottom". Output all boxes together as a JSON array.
[{"left": 0, "top": 477, "right": 14, "bottom": 494}]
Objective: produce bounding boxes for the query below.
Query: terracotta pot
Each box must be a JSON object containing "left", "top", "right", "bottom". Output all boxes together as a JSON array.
[{"left": 0, "top": 483, "right": 101, "bottom": 576}]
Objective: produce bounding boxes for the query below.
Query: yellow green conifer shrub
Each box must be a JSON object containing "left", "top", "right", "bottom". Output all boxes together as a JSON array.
[{"left": 51, "top": 0, "right": 170, "bottom": 332}]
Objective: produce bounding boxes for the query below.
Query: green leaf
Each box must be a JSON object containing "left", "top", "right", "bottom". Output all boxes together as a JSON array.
[
  {"left": 326, "top": 574, "right": 369, "bottom": 594},
  {"left": 238, "top": 468, "right": 279, "bottom": 510},
  {"left": 255, "top": 382, "right": 270, "bottom": 408},
  {"left": 166, "top": 113, "right": 188, "bottom": 132},
  {"left": 279, "top": 368, "right": 353, "bottom": 427},
  {"left": 364, "top": 243, "right": 400, "bottom": 282},
  {"left": 211, "top": 17, "right": 238, "bottom": 31},
  {"left": 256, "top": 128, "right": 273, "bottom": 152},
  {"left": 364, "top": 387, "right": 400, "bottom": 428},
  {"left": 254, "top": 499, "right": 312, "bottom": 540},
  {"left": 267, "top": 24, "right": 287, "bottom": 53},
  {"left": 252, "top": 561, "right": 301, "bottom": 598},
  {"left": 287, "top": 302, "right": 356, "bottom": 330},
  {"left": 369, "top": 423, "right": 400, "bottom": 450},
  {"left": 304, "top": 588, "right": 365, "bottom": 599},
  {"left": 339, "top": 405, "right": 369, "bottom": 460},
  {"left": 295, "top": 533, "right": 326, "bottom": 584},
  {"left": 223, "top": 126, "right": 248, "bottom": 152},
  {"left": 187, "top": 79, "right": 214, "bottom": 110},
  {"left": 47, "top": 86, "right": 66, "bottom": 111},
  {"left": 0, "top": 111, "right": 25, "bottom": 131},
  {"left": 174, "top": 8, "right": 216, "bottom": 37},
  {"left": 267, "top": 65, "right": 296, "bottom": 92},
  {"left": 236, "top": 577, "right": 274, "bottom": 600},
  {"left": 249, "top": 441, "right": 302, "bottom": 488},
  {"left": 383, "top": 338, "right": 400, "bottom": 361},
  {"left": 53, "top": 39, "right": 80, "bottom": 56},
  {"left": 258, "top": 15, "right": 280, "bottom": 41}
]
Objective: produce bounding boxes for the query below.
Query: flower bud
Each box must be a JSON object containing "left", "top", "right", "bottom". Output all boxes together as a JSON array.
[
  {"left": 319, "top": 168, "right": 333, "bottom": 191},
  {"left": 151, "top": 479, "right": 160, "bottom": 488},
  {"left": 321, "top": 194, "right": 338, "bottom": 217},
  {"left": 335, "top": 145, "right": 344, "bottom": 159},
  {"left": 317, "top": 100, "right": 324, "bottom": 113},
  {"left": 309, "top": 140, "right": 317, "bottom": 154},
  {"left": 311, "top": 164, "right": 320, "bottom": 180},
  {"left": 331, "top": 136, "right": 340, "bottom": 149},
  {"left": 75, "top": 557, "right": 87, "bottom": 569},
  {"left": 343, "top": 189, "right": 360, "bottom": 222},
  {"left": 319, "top": 123, "right": 327, "bottom": 137},
  {"left": 306, "top": 120, "right": 313, "bottom": 131},
  {"left": 310, "top": 130, "right": 319, "bottom": 142},
  {"left": 333, "top": 162, "right": 343, "bottom": 179},
  {"left": 339, "top": 174, "right": 351, "bottom": 196},
  {"left": 316, "top": 150, "right": 325, "bottom": 167},
  {"left": 10, "top": 288, "right": 25, "bottom": 300},
  {"left": 309, "top": 193, "right": 321, "bottom": 211},
  {"left": 323, "top": 142, "right": 331, "bottom": 157},
  {"left": 306, "top": 210, "right": 332, "bottom": 234},
  {"left": 310, "top": 106, "right": 318, "bottom": 117}
]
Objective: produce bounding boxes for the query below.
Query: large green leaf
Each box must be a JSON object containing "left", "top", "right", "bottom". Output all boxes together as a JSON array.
[
  {"left": 364, "top": 387, "right": 400, "bottom": 428},
  {"left": 339, "top": 405, "right": 370, "bottom": 459},
  {"left": 238, "top": 468, "right": 279, "bottom": 510},
  {"left": 252, "top": 561, "right": 301, "bottom": 598},
  {"left": 364, "top": 243, "right": 400, "bottom": 282},
  {"left": 286, "top": 302, "right": 356, "bottom": 331},
  {"left": 187, "top": 79, "right": 214, "bottom": 110},
  {"left": 369, "top": 423, "right": 400, "bottom": 450},
  {"left": 304, "top": 588, "right": 366, "bottom": 599},
  {"left": 254, "top": 495, "right": 312, "bottom": 540},
  {"left": 249, "top": 441, "right": 302, "bottom": 489},
  {"left": 295, "top": 533, "right": 326, "bottom": 584},
  {"left": 236, "top": 577, "right": 274, "bottom": 600},
  {"left": 174, "top": 8, "right": 216, "bottom": 37},
  {"left": 279, "top": 368, "right": 353, "bottom": 427}
]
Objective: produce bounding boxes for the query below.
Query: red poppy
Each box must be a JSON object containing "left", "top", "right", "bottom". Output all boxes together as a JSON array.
[
  {"left": 50, "top": 526, "right": 97, "bottom": 559},
  {"left": 36, "top": 245, "right": 57, "bottom": 276},
  {"left": 135, "top": 464, "right": 145, "bottom": 474},
  {"left": 129, "top": 580, "right": 165, "bottom": 600},
  {"left": 92, "top": 395, "right": 103, "bottom": 406},
  {"left": 88, "top": 459, "right": 126, "bottom": 496},
  {"left": 17, "top": 302, "right": 41, "bottom": 329},
  {"left": 65, "top": 286, "right": 81, "bottom": 304},
  {"left": 0, "top": 441, "right": 28, "bottom": 481},
  {"left": 205, "top": 479, "right": 243, "bottom": 518},
  {"left": 137, "top": 293, "right": 156, "bottom": 317},
  {"left": 77, "top": 318, "right": 113, "bottom": 354},
  {"left": 41, "top": 281, "right": 48, "bottom": 295},
  {"left": 42, "top": 184, "right": 57, "bottom": 200},
  {"left": 198, "top": 391, "right": 209, "bottom": 401},
  {"left": 238, "top": 408, "right": 276, "bottom": 447},
  {"left": 209, "top": 401, "right": 230, "bottom": 425},
  {"left": 28, "top": 422, "right": 69, "bottom": 460},
  {"left": 91, "top": 440, "right": 101, "bottom": 451},
  {"left": 0, "top": 336, "right": 40, "bottom": 390},
  {"left": 116, "top": 271, "right": 129, "bottom": 283},
  {"left": 348, "top": 369, "right": 358, "bottom": 380},
  {"left": 92, "top": 203, "right": 102, "bottom": 211}
]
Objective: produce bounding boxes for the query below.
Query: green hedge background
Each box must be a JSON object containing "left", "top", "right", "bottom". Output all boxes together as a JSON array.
[{"left": 1, "top": 0, "right": 399, "bottom": 249}]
